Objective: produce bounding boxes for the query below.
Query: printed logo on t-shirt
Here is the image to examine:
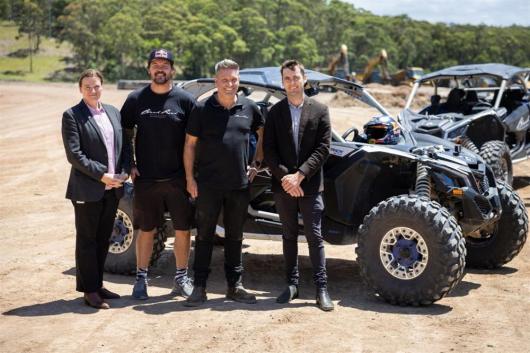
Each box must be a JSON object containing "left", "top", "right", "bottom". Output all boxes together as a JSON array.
[
  {"left": 234, "top": 114, "right": 249, "bottom": 119},
  {"left": 140, "top": 109, "right": 183, "bottom": 121}
]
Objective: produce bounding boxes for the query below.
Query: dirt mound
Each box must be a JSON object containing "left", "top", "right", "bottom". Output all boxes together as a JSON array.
[{"left": 328, "top": 85, "right": 430, "bottom": 110}]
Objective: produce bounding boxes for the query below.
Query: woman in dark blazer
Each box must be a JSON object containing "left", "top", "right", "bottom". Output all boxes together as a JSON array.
[{"left": 61, "top": 69, "right": 131, "bottom": 309}]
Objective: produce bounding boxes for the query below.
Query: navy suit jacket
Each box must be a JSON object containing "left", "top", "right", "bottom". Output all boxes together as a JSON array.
[
  {"left": 62, "top": 100, "right": 131, "bottom": 202},
  {"left": 263, "top": 96, "right": 331, "bottom": 195}
]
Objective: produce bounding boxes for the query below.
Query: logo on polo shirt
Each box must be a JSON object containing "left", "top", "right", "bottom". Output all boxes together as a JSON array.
[{"left": 234, "top": 114, "right": 249, "bottom": 119}]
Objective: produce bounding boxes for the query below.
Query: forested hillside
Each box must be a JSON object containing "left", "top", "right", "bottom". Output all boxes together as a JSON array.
[{"left": 1, "top": 0, "right": 529, "bottom": 81}]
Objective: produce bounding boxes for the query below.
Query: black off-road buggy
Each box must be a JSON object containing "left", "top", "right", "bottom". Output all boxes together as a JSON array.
[
  {"left": 401, "top": 63, "right": 530, "bottom": 184},
  {"left": 106, "top": 68, "right": 528, "bottom": 306}
]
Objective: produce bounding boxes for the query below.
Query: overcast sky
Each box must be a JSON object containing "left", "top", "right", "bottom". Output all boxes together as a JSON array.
[{"left": 346, "top": 0, "right": 530, "bottom": 27}]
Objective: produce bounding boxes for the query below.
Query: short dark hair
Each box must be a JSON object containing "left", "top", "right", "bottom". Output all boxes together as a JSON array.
[
  {"left": 78, "top": 69, "right": 103, "bottom": 87},
  {"left": 280, "top": 59, "right": 305, "bottom": 77}
]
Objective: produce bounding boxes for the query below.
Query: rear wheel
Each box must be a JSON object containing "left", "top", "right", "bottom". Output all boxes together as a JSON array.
[
  {"left": 105, "top": 189, "right": 171, "bottom": 274},
  {"left": 356, "top": 195, "right": 466, "bottom": 306},
  {"left": 466, "top": 181, "right": 528, "bottom": 268},
  {"left": 479, "top": 140, "right": 513, "bottom": 185}
]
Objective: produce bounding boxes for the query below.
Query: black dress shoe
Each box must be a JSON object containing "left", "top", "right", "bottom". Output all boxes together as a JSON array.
[
  {"left": 84, "top": 292, "right": 110, "bottom": 309},
  {"left": 99, "top": 287, "right": 120, "bottom": 299},
  {"left": 226, "top": 286, "right": 257, "bottom": 304},
  {"left": 184, "top": 286, "right": 207, "bottom": 307},
  {"left": 316, "top": 288, "right": 334, "bottom": 312},
  {"left": 276, "top": 285, "right": 299, "bottom": 304}
]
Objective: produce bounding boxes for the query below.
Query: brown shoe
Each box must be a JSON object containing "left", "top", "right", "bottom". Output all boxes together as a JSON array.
[
  {"left": 99, "top": 287, "right": 120, "bottom": 299},
  {"left": 84, "top": 292, "right": 110, "bottom": 309},
  {"left": 226, "top": 286, "right": 257, "bottom": 304}
]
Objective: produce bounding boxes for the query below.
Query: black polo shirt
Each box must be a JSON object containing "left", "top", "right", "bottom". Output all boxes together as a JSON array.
[
  {"left": 121, "top": 85, "right": 196, "bottom": 181},
  {"left": 187, "top": 94, "right": 264, "bottom": 190}
]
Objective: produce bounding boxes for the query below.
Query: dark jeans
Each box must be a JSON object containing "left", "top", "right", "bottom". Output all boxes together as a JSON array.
[
  {"left": 193, "top": 185, "right": 250, "bottom": 287},
  {"left": 274, "top": 192, "right": 327, "bottom": 288},
  {"left": 72, "top": 190, "right": 119, "bottom": 293}
]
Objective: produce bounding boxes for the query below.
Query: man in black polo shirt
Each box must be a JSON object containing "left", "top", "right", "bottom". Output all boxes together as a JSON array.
[
  {"left": 121, "top": 49, "right": 196, "bottom": 300},
  {"left": 183, "top": 59, "right": 264, "bottom": 307}
]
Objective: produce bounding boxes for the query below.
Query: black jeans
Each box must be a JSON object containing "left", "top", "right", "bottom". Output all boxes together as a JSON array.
[
  {"left": 193, "top": 185, "right": 250, "bottom": 287},
  {"left": 274, "top": 192, "right": 327, "bottom": 288},
  {"left": 72, "top": 190, "right": 119, "bottom": 293}
]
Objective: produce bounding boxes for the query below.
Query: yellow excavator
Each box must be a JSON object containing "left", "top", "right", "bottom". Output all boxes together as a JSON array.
[
  {"left": 390, "top": 67, "right": 424, "bottom": 86},
  {"left": 353, "top": 49, "right": 423, "bottom": 85},
  {"left": 355, "top": 49, "right": 391, "bottom": 84},
  {"left": 328, "top": 44, "right": 351, "bottom": 80}
]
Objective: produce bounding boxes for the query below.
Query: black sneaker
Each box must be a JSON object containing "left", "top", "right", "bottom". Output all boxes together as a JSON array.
[
  {"left": 132, "top": 277, "right": 148, "bottom": 300},
  {"left": 184, "top": 286, "right": 207, "bottom": 307},
  {"left": 226, "top": 286, "right": 257, "bottom": 304}
]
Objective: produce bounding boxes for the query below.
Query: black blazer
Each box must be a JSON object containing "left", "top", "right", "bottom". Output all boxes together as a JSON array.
[
  {"left": 62, "top": 100, "right": 131, "bottom": 202},
  {"left": 263, "top": 96, "right": 331, "bottom": 195}
]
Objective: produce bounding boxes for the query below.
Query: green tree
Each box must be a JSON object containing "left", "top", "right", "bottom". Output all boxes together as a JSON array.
[
  {"left": 12, "top": 0, "right": 49, "bottom": 72},
  {"left": 277, "top": 25, "right": 320, "bottom": 67},
  {"left": 58, "top": 0, "right": 121, "bottom": 71},
  {"left": 100, "top": 4, "right": 144, "bottom": 78},
  {"left": 10, "top": 0, "right": 530, "bottom": 80}
]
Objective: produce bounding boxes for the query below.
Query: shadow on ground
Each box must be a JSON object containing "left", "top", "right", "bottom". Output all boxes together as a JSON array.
[
  {"left": 3, "top": 243, "right": 493, "bottom": 316},
  {"left": 513, "top": 176, "right": 530, "bottom": 192}
]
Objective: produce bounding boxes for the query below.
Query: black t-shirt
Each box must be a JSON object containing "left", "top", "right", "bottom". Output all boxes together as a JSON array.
[
  {"left": 187, "top": 94, "right": 264, "bottom": 190},
  {"left": 121, "top": 85, "right": 196, "bottom": 181}
]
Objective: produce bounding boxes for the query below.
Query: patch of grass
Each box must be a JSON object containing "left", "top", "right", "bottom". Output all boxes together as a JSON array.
[
  {"left": 0, "top": 21, "right": 73, "bottom": 82},
  {"left": 0, "top": 56, "right": 71, "bottom": 81}
]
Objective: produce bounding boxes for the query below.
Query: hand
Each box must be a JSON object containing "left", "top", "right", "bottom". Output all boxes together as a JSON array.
[
  {"left": 187, "top": 178, "right": 198, "bottom": 199},
  {"left": 247, "top": 165, "right": 259, "bottom": 182},
  {"left": 287, "top": 186, "right": 304, "bottom": 198},
  {"left": 110, "top": 172, "right": 129, "bottom": 188},
  {"left": 281, "top": 172, "right": 305, "bottom": 193},
  {"left": 101, "top": 173, "right": 124, "bottom": 188},
  {"left": 115, "top": 172, "right": 129, "bottom": 181},
  {"left": 130, "top": 166, "right": 140, "bottom": 181}
]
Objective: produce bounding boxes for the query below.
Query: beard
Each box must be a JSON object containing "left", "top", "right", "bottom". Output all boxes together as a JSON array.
[{"left": 152, "top": 71, "right": 169, "bottom": 85}]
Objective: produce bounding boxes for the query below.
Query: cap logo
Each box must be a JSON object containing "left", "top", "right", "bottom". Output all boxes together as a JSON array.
[{"left": 155, "top": 50, "right": 168, "bottom": 58}]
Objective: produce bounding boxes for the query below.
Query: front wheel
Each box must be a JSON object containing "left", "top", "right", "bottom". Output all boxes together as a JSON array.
[
  {"left": 479, "top": 140, "right": 513, "bottom": 185},
  {"left": 356, "top": 195, "right": 466, "bottom": 306},
  {"left": 466, "top": 181, "right": 528, "bottom": 268}
]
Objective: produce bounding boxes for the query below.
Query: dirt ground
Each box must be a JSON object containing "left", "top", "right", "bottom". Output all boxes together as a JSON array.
[{"left": 1, "top": 81, "right": 529, "bottom": 353}]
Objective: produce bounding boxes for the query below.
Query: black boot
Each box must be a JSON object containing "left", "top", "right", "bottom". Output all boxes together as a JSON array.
[
  {"left": 226, "top": 285, "right": 257, "bottom": 304},
  {"left": 316, "top": 287, "right": 334, "bottom": 311},
  {"left": 184, "top": 286, "right": 207, "bottom": 307},
  {"left": 276, "top": 285, "right": 299, "bottom": 304}
]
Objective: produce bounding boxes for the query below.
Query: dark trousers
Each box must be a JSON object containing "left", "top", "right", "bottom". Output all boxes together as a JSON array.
[
  {"left": 72, "top": 190, "right": 119, "bottom": 292},
  {"left": 193, "top": 185, "right": 250, "bottom": 288},
  {"left": 274, "top": 192, "right": 327, "bottom": 288}
]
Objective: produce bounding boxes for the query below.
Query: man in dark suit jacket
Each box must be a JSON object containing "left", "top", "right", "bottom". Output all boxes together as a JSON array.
[
  {"left": 62, "top": 69, "right": 131, "bottom": 309},
  {"left": 263, "top": 60, "right": 334, "bottom": 311}
]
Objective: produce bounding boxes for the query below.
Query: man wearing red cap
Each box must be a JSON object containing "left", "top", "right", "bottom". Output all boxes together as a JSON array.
[{"left": 121, "top": 49, "right": 196, "bottom": 300}]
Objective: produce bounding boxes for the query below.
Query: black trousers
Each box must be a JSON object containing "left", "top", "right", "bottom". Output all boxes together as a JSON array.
[
  {"left": 193, "top": 185, "right": 250, "bottom": 287},
  {"left": 274, "top": 192, "right": 327, "bottom": 288},
  {"left": 72, "top": 190, "right": 119, "bottom": 293}
]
